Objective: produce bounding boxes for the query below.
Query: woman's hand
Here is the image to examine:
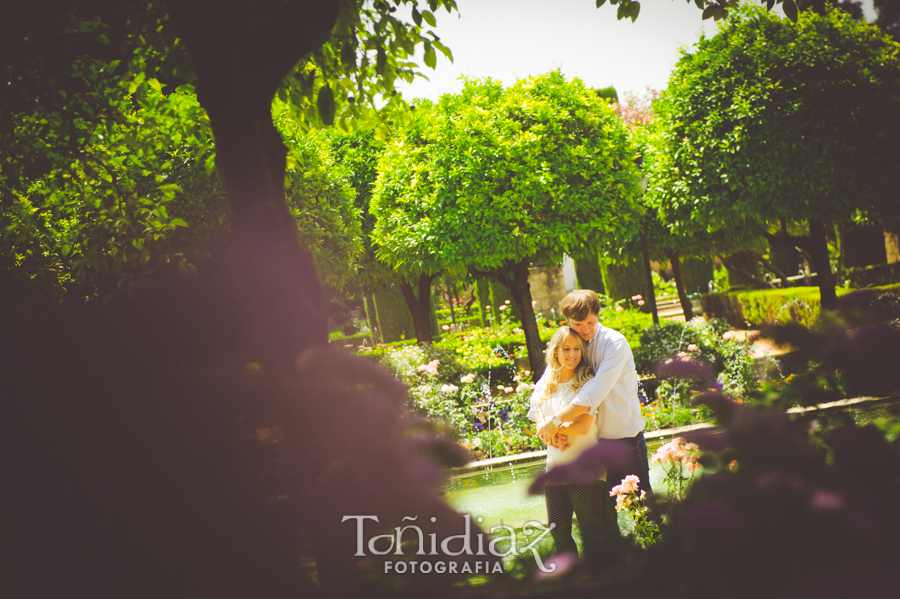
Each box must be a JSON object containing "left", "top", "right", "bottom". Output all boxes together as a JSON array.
[{"left": 552, "top": 433, "right": 569, "bottom": 451}]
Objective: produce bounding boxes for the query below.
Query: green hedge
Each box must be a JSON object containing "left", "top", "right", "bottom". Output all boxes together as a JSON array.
[
  {"left": 602, "top": 258, "right": 644, "bottom": 302},
  {"left": 574, "top": 250, "right": 605, "bottom": 295},
  {"left": 372, "top": 284, "right": 415, "bottom": 343},
  {"left": 701, "top": 284, "right": 900, "bottom": 328},
  {"left": 328, "top": 332, "right": 371, "bottom": 347},
  {"left": 846, "top": 262, "right": 900, "bottom": 288}
]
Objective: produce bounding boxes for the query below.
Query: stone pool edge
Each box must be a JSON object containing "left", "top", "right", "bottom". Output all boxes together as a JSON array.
[{"left": 450, "top": 394, "right": 898, "bottom": 476}]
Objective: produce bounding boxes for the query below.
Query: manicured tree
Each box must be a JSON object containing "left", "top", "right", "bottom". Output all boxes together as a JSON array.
[
  {"left": 871, "top": 0, "right": 900, "bottom": 264},
  {"left": 646, "top": 5, "right": 900, "bottom": 311},
  {"left": 369, "top": 111, "right": 454, "bottom": 344},
  {"left": 795, "top": 0, "right": 863, "bottom": 19},
  {"left": 474, "top": 276, "right": 491, "bottom": 327},
  {"left": 325, "top": 127, "right": 400, "bottom": 342},
  {"left": 373, "top": 72, "right": 642, "bottom": 377},
  {"left": 610, "top": 88, "right": 662, "bottom": 323}
]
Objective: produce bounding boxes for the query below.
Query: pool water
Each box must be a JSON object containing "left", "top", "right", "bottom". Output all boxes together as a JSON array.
[
  {"left": 444, "top": 399, "right": 900, "bottom": 540},
  {"left": 444, "top": 449, "right": 670, "bottom": 533}
]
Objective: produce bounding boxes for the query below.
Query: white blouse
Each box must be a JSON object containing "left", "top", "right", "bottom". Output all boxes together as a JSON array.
[{"left": 530, "top": 379, "right": 600, "bottom": 472}]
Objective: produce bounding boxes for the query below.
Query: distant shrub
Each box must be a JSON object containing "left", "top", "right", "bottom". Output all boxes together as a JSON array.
[
  {"left": 845, "top": 262, "right": 900, "bottom": 288},
  {"left": 701, "top": 284, "right": 900, "bottom": 328}
]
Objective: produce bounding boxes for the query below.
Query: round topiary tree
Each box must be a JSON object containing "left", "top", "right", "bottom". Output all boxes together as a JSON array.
[
  {"left": 645, "top": 5, "right": 900, "bottom": 311},
  {"left": 373, "top": 71, "right": 643, "bottom": 377}
]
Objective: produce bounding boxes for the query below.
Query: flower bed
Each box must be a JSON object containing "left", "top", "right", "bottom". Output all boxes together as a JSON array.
[
  {"left": 357, "top": 304, "right": 777, "bottom": 456},
  {"left": 635, "top": 318, "right": 760, "bottom": 431}
]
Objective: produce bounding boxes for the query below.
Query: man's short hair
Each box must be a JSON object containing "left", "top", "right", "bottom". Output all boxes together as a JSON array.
[{"left": 560, "top": 289, "right": 601, "bottom": 321}]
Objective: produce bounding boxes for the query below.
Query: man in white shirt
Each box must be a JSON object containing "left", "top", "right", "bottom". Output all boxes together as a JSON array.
[{"left": 534, "top": 290, "right": 652, "bottom": 509}]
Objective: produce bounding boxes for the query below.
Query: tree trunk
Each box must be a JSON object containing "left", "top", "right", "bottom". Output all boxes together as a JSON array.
[
  {"left": 795, "top": 246, "right": 814, "bottom": 285},
  {"left": 720, "top": 253, "right": 776, "bottom": 290},
  {"left": 667, "top": 249, "right": 694, "bottom": 322},
  {"left": 640, "top": 231, "right": 659, "bottom": 327},
  {"left": 885, "top": 222, "right": 900, "bottom": 264},
  {"left": 398, "top": 274, "right": 436, "bottom": 345},
  {"left": 744, "top": 250, "right": 789, "bottom": 288},
  {"left": 445, "top": 279, "right": 456, "bottom": 324},
  {"left": 495, "top": 260, "right": 544, "bottom": 380},
  {"left": 474, "top": 277, "right": 490, "bottom": 327},
  {"left": 835, "top": 222, "right": 844, "bottom": 285},
  {"left": 167, "top": 0, "right": 340, "bottom": 369},
  {"left": 808, "top": 218, "right": 838, "bottom": 311}
]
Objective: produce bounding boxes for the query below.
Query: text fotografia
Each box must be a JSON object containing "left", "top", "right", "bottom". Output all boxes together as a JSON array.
[{"left": 342, "top": 514, "right": 559, "bottom": 573}]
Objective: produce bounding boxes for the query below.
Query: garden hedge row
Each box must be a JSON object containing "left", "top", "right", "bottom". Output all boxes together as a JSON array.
[
  {"left": 701, "top": 284, "right": 900, "bottom": 329},
  {"left": 845, "top": 262, "right": 900, "bottom": 288}
]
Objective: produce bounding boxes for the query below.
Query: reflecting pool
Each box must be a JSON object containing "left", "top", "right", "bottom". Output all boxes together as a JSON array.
[{"left": 445, "top": 449, "right": 669, "bottom": 532}]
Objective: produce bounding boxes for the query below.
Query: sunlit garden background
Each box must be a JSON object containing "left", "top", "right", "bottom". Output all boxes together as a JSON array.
[{"left": 5, "top": 0, "right": 900, "bottom": 596}]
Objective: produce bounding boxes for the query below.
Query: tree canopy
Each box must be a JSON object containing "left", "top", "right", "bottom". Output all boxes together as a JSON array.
[
  {"left": 645, "top": 4, "right": 900, "bottom": 309},
  {"left": 373, "top": 71, "right": 642, "bottom": 374},
  {"left": 1, "top": 89, "right": 363, "bottom": 304}
]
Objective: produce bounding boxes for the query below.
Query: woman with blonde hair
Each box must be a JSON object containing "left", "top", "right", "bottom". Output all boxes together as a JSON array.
[{"left": 529, "top": 326, "right": 606, "bottom": 559}]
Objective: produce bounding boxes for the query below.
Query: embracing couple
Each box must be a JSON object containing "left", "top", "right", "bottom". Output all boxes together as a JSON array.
[{"left": 528, "top": 289, "right": 651, "bottom": 561}]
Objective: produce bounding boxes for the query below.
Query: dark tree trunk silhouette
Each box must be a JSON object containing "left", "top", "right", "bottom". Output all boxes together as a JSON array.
[
  {"left": 166, "top": 0, "right": 340, "bottom": 369},
  {"left": 399, "top": 273, "right": 437, "bottom": 345},
  {"left": 495, "top": 259, "right": 544, "bottom": 380},
  {"left": 640, "top": 230, "right": 659, "bottom": 327},
  {"left": 764, "top": 223, "right": 837, "bottom": 308},
  {"left": 667, "top": 249, "right": 694, "bottom": 322},
  {"left": 808, "top": 218, "right": 838, "bottom": 310}
]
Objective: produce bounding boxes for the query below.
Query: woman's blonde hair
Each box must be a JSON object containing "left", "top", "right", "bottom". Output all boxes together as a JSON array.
[{"left": 539, "top": 326, "right": 594, "bottom": 403}]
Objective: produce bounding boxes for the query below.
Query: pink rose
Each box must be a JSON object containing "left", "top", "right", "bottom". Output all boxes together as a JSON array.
[
  {"left": 618, "top": 475, "right": 640, "bottom": 494},
  {"left": 687, "top": 344, "right": 698, "bottom": 352}
]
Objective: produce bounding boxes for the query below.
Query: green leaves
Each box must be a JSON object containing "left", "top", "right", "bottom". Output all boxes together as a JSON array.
[
  {"left": 317, "top": 85, "right": 336, "bottom": 125},
  {"left": 782, "top": 0, "right": 798, "bottom": 24},
  {"left": 278, "top": 0, "right": 458, "bottom": 132},
  {"left": 645, "top": 3, "right": 900, "bottom": 248},
  {"left": 423, "top": 43, "right": 437, "bottom": 69},
  {"left": 701, "top": 5, "right": 726, "bottom": 21},
  {"left": 372, "top": 71, "right": 642, "bottom": 279}
]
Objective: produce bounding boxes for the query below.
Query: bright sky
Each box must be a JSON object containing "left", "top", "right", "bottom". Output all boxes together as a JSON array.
[{"left": 395, "top": 0, "right": 877, "bottom": 101}]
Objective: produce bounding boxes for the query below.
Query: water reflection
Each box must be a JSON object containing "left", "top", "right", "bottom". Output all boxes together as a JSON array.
[{"left": 445, "top": 449, "right": 670, "bottom": 532}]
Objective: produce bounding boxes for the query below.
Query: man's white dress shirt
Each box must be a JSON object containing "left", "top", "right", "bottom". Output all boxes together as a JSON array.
[{"left": 529, "top": 324, "right": 644, "bottom": 440}]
